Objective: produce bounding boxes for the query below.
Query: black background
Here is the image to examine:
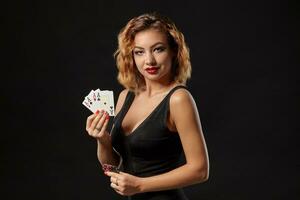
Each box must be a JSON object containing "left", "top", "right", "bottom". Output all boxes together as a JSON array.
[{"left": 2, "top": 0, "right": 299, "bottom": 199}]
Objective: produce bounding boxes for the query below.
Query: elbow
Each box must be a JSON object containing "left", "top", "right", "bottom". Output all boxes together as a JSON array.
[
  {"left": 201, "top": 169, "right": 209, "bottom": 182},
  {"left": 196, "top": 169, "right": 209, "bottom": 183},
  {"left": 192, "top": 165, "right": 209, "bottom": 183},
  {"left": 97, "top": 153, "right": 102, "bottom": 163}
]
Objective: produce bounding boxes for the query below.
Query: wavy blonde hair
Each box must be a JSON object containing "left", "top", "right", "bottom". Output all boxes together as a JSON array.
[{"left": 114, "top": 13, "right": 191, "bottom": 91}]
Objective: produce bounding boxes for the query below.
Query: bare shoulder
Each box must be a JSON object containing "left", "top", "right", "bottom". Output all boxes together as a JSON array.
[
  {"left": 169, "top": 88, "right": 198, "bottom": 121},
  {"left": 169, "top": 88, "right": 202, "bottom": 136},
  {"left": 169, "top": 88, "right": 195, "bottom": 106},
  {"left": 115, "top": 89, "right": 129, "bottom": 115}
]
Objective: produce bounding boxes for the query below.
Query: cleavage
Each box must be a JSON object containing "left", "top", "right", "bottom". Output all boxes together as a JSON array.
[{"left": 121, "top": 94, "right": 166, "bottom": 136}]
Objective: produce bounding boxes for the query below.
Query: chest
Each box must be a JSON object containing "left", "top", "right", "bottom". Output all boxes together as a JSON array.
[{"left": 121, "top": 95, "right": 164, "bottom": 135}]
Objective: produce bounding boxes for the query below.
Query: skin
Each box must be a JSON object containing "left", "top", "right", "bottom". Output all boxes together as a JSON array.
[
  {"left": 86, "top": 28, "right": 209, "bottom": 196},
  {"left": 133, "top": 29, "right": 174, "bottom": 87}
]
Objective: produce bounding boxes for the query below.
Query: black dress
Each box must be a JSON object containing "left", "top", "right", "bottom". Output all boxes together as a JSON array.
[{"left": 111, "top": 85, "right": 189, "bottom": 200}]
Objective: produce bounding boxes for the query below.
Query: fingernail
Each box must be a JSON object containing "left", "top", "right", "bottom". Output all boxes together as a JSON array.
[
  {"left": 106, "top": 114, "right": 110, "bottom": 120},
  {"left": 95, "top": 110, "right": 99, "bottom": 114}
]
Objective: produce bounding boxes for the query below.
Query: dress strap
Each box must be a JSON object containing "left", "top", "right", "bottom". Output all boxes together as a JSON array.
[
  {"left": 160, "top": 85, "right": 188, "bottom": 125},
  {"left": 165, "top": 85, "right": 188, "bottom": 98},
  {"left": 114, "top": 86, "right": 187, "bottom": 125},
  {"left": 115, "top": 90, "right": 135, "bottom": 125}
]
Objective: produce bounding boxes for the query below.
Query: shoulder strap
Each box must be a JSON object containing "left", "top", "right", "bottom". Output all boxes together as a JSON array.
[
  {"left": 115, "top": 90, "right": 135, "bottom": 124},
  {"left": 165, "top": 85, "right": 187, "bottom": 98},
  {"left": 161, "top": 85, "right": 188, "bottom": 125}
]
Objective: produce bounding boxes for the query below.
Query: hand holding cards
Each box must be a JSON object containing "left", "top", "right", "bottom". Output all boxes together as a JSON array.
[{"left": 82, "top": 88, "right": 115, "bottom": 116}]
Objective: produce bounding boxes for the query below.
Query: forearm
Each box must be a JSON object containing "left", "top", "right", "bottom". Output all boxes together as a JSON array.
[
  {"left": 139, "top": 163, "right": 209, "bottom": 193},
  {"left": 97, "top": 139, "right": 120, "bottom": 166}
]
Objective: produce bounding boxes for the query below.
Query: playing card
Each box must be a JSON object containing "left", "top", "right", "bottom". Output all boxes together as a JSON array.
[
  {"left": 95, "top": 88, "right": 103, "bottom": 109},
  {"left": 85, "top": 90, "right": 98, "bottom": 113},
  {"left": 82, "top": 99, "right": 93, "bottom": 112},
  {"left": 107, "top": 91, "right": 115, "bottom": 116},
  {"left": 82, "top": 88, "right": 115, "bottom": 116},
  {"left": 99, "top": 90, "right": 115, "bottom": 116},
  {"left": 82, "top": 90, "right": 96, "bottom": 113},
  {"left": 94, "top": 88, "right": 101, "bottom": 105}
]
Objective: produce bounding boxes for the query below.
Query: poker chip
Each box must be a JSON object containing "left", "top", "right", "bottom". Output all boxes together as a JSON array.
[{"left": 102, "top": 163, "right": 119, "bottom": 173}]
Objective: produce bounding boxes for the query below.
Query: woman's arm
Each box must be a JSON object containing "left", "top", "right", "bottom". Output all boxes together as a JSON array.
[
  {"left": 107, "top": 89, "right": 209, "bottom": 195},
  {"left": 140, "top": 89, "right": 209, "bottom": 191},
  {"left": 87, "top": 89, "right": 129, "bottom": 166}
]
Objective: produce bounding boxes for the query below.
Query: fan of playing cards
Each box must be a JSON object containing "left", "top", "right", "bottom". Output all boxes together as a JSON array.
[{"left": 82, "top": 88, "right": 115, "bottom": 116}]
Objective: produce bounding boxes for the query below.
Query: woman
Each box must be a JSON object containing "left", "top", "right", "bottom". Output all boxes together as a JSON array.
[{"left": 86, "top": 13, "right": 209, "bottom": 200}]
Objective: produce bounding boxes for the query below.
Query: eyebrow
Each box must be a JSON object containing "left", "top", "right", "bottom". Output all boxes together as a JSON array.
[{"left": 134, "top": 42, "right": 166, "bottom": 49}]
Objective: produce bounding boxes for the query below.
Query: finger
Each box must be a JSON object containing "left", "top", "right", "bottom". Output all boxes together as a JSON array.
[
  {"left": 95, "top": 112, "right": 108, "bottom": 130},
  {"left": 106, "top": 171, "right": 119, "bottom": 178},
  {"left": 86, "top": 112, "right": 98, "bottom": 131},
  {"left": 96, "top": 114, "right": 110, "bottom": 135},
  {"left": 89, "top": 111, "right": 103, "bottom": 132},
  {"left": 112, "top": 186, "right": 125, "bottom": 196},
  {"left": 110, "top": 176, "right": 116, "bottom": 184},
  {"left": 119, "top": 171, "right": 127, "bottom": 175},
  {"left": 110, "top": 182, "right": 123, "bottom": 193}
]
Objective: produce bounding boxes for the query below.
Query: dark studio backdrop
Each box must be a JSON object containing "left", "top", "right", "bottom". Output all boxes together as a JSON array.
[{"left": 2, "top": 0, "right": 299, "bottom": 199}]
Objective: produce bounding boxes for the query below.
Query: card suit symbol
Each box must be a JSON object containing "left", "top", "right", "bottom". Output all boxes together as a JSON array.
[
  {"left": 104, "top": 102, "right": 106, "bottom": 105},
  {"left": 84, "top": 102, "right": 90, "bottom": 108}
]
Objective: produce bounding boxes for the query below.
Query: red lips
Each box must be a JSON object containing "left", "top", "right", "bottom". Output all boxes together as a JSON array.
[{"left": 145, "top": 67, "right": 159, "bottom": 74}]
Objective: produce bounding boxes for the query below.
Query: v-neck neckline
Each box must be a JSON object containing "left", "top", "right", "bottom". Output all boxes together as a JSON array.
[
  {"left": 120, "top": 85, "right": 184, "bottom": 137},
  {"left": 121, "top": 92, "right": 169, "bottom": 137}
]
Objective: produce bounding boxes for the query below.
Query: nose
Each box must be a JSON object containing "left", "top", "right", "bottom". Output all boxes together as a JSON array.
[{"left": 145, "top": 52, "right": 156, "bottom": 66}]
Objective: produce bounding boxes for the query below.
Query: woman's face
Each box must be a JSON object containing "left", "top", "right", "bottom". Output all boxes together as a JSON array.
[{"left": 133, "top": 29, "right": 174, "bottom": 83}]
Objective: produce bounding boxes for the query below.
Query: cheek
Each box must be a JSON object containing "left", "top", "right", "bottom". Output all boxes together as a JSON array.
[
  {"left": 133, "top": 56, "right": 141, "bottom": 65},
  {"left": 133, "top": 56, "right": 144, "bottom": 71},
  {"left": 160, "top": 54, "right": 173, "bottom": 67}
]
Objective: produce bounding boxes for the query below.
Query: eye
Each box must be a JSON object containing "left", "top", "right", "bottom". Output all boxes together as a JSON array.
[
  {"left": 154, "top": 46, "right": 166, "bottom": 53},
  {"left": 133, "top": 50, "right": 144, "bottom": 56}
]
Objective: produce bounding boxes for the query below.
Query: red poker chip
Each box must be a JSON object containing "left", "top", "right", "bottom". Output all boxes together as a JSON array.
[{"left": 102, "top": 163, "right": 119, "bottom": 173}]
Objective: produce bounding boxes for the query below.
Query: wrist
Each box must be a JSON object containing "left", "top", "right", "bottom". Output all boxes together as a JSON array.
[
  {"left": 137, "top": 177, "right": 147, "bottom": 193},
  {"left": 97, "top": 133, "right": 111, "bottom": 146}
]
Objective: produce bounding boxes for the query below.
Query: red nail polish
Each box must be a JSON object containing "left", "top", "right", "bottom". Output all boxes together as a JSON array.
[
  {"left": 106, "top": 115, "right": 110, "bottom": 120},
  {"left": 95, "top": 110, "right": 99, "bottom": 114}
]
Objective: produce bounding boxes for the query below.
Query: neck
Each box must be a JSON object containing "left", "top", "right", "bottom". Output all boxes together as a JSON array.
[{"left": 142, "top": 79, "right": 176, "bottom": 98}]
